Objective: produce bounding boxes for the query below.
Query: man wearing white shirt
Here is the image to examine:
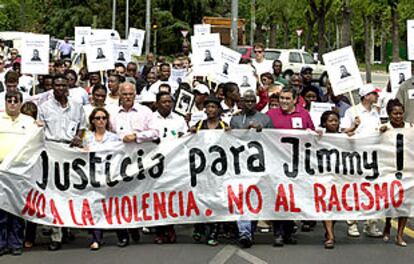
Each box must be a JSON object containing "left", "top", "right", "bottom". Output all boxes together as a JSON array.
[
  {"left": 0, "top": 71, "right": 30, "bottom": 112},
  {"left": 252, "top": 43, "right": 272, "bottom": 77},
  {"left": 341, "top": 83, "right": 382, "bottom": 238},
  {"left": 148, "top": 63, "right": 178, "bottom": 96}
]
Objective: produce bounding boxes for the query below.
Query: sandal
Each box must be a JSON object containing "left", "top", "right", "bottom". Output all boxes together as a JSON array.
[
  {"left": 324, "top": 239, "right": 335, "bottom": 249},
  {"left": 89, "top": 242, "right": 100, "bottom": 251},
  {"left": 383, "top": 234, "right": 390, "bottom": 242},
  {"left": 395, "top": 238, "right": 407, "bottom": 247},
  {"left": 24, "top": 241, "right": 33, "bottom": 249}
]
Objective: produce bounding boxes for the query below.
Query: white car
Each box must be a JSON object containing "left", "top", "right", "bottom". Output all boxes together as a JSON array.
[{"left": 256, "top": 48, "right": 328, "bottom": 85}]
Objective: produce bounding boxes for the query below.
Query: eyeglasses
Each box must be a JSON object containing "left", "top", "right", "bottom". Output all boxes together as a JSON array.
[
  {"left": 6, "top": 98, "right": 20, "bottom": 104},
  {"left": 93, "top": 116, "right": 108, "bottom": 121},
  {"left": 254, "top": 50, "right": 263, "bottom": 54}
]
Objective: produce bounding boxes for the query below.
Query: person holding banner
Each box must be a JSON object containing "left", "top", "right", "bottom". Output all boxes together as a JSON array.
[
  {"left": 190, "top": 95, "right": 230, "bottom": 246},
  {"left": 111, "top": 82, "right": 160, "bottom": 247},
  {"left": 267, "top": 85, "right": 315, "bottom": 247},
  {"left": 319, "top": 110, "right": 341, "bottom": 249},
  {"left": 380, "top": 99, "right": 411, "bottom": 247},
  {"left": 230, "top": 90, "right": 273, "bottom": 248},
  {"left": 0, "top": 90, "right": 37, "bottom": 256},
  {"left": 84, "top": 107, "right": 120, "bottom": 250},
  {"left": 38, "top": 74, "right": 87, "bottom": 251},
  {"left": 341, "top": 84, "right": 382, "bottom": 238}
]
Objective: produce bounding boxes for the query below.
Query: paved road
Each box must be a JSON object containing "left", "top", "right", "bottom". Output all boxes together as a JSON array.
[{"left": 1, "top": 221, "right": 413, "bottom": 264}]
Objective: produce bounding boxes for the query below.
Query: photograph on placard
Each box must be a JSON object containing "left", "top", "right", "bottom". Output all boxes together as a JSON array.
[
  {"left": 408, "top": 20, "right": 414, "bottom": 61},
  {"left": 191, "top": 33, "right": 220, "bottom": 76},
  {"left": 128, "top": 28, "right": 145, "bottom": 56},
  {"left": 231, "top": 64, "right": 256, "bottom": 95},
  {"left": 174, "top": 89, "right": 195, "bottom": 116},
  {"left": 169, "top": 69, "right": 187, "bottom": 84},
  {"left": 86, "top": 36, "right": 114, "bottom": 72},
  {"left": 75, "top": 26, "right": 91, "bottom": 53},
  {"left": 113, "top": 42, "right": 131, "bottom": 66},
  {"left": 213, "top": 45, "right": 242, "bottom": 84},
  {"left": 322, "top": 46, "right": 363, "bottom": 96},
  {"left": 389, "top": 62, "right": 412, "bottom": 95},
  {"left": 193, "top": 24, "right": 211, "bottom": 36},
  {"left": 21, "top": 34, "right": 49, "bottom": 75}
]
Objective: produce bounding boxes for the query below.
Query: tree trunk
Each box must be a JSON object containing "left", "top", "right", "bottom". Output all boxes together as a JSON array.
[
  {"left": 390, "top": 0, "right": 399, "bottom": 62},
  {"left": 283, "top": 19, "right": 289, "bottom": 48},
  {"left": 269, "top": 23, "right": 277, "bottom": 48},
  {"left": 317, "top": 15, "right": 326, "bottom": 62},
  {"left": 341, "top": 0, "right": 351, "bottom": 47},
  {"left": 304, "top": 10, "right": 315, "bottom": 50},
  {"left": 381, "top": 29, "right": 387, "bottom": 64},
  {"left": 255, "top": 22, "right": 264, "bottom": 43},
  {"left": 363, "top": 15, "right": 372, "bottom": 83}
]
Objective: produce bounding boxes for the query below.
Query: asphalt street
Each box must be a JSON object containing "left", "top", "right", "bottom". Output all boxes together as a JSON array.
[{"left": 1, "top": 220, "right": 413, "bottom": 264}]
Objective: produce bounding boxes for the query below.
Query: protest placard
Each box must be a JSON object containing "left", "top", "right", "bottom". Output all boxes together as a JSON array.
[
  {"left": 1, "top": 128, "right": 414, "bottom": 228},
  {"left": 86, "top": 35, "right": 114, "bottom": 72},
  {"left": 20, "top": 34, "right": 49, "bottom": 75},
  {"left": 191, "top": 33, "right": 220, "bottom": 76},
  {"left": 231, "top": 64, "right": 256, "bottom": 95},
  {"left": 389, "top": 62, "right": 412, "bottom": 95},
  {"left": 407, "top": 20, "right": 414, "bottom": 60},
  {"left": 169, "top": 68, "right": 187, "bottom": 84},
  {"left": 194, "top": 24, "right": 211, "bottom": 36},
  {"left": 74, "top": 26, "right": 91, "bottom": 53},
  {"left": 309, "top": 102, "right": 335, "bottom": 128},
  {"left": 113, "top": 41, "right": 131, "bottom": 66},
  {"left": 213, "top": 45, "right": 242, "bottom": 83},
  {"left": 128, "top": 28, "right": 145, "bottom": 56},
  {"left": 91, "top": 29, "right": 121, "bottom": 43},
  {"left": 322, "top": 46, "right": 363, "bottom": 96}
]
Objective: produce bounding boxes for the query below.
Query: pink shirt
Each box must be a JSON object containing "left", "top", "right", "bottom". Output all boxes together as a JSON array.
[
  {"left": 110, "top": 104, "right": 160, "bottom": 143},
  {"left": 267, "top": 106, "right": 315, "bottom": 130}
]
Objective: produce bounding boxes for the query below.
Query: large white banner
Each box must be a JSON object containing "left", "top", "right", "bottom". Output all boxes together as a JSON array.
[
  {"left": 407, "top": 20, "right": 414, "bottom": 61},
  {"left": 1, "top": 129, "right": 414, "bottom": 228},
  {"left": 21, "top": 34, "right": 49, "bottom": 75},
  {"left": 322, "top": 46, "right": 363, "bottom": 96}
]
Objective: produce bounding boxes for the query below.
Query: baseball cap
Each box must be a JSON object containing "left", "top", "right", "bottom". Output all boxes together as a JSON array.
[
  {"left": 359, "top": 83, "right": 381, "bottom": 97},
  {"left": 300, "top": 65, "right": 313, "bottom": 74},
  {"left": 194, "top": 84, "right": 210, "bottom": 95}
]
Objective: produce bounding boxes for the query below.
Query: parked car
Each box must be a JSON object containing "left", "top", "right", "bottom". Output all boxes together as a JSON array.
[{"left": 252, "top": 48, "right": 328, "bottom": 86}]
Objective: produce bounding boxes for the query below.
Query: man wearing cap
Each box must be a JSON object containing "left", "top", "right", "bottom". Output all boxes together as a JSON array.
[
  {"left": 230, "top": 90, "right": 273, "bottom": 248},
  {"left": 0, "top": 90, "right": 37, "bottom": 256},
  {"left": 188, "top": 83, "right": 209, "bottom": 127},
  {"left": 396, "top": 75, "right": 414, "bottom": 123},
  {"left": 266, "top": 85, "right": 315, "bottom": 247},
  {"left": 341, "top": 83, "right": 382, "bottom": 238}
]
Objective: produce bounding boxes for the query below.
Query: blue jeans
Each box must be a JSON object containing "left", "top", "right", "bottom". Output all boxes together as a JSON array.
[
  {"left": 237, "top": 220, "right": 257, "bottom": 240},
  {"left": 0, "top": 210, "right": 24, "bottom": 249}
]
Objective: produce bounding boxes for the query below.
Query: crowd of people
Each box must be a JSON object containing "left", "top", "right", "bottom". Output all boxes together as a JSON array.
[{"left": 0, "top": 39, "right": 412, "bottom": 256}]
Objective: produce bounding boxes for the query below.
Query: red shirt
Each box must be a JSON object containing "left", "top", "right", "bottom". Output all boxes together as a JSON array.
[{"left": 266, "top": 105, "right": 315, "bottom": 130}]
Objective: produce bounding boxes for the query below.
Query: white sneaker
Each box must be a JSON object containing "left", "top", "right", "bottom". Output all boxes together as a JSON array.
[
  {"left": 347, "top": 223, "right": 360, "bottom": 237},
  {"left": 363, "top": 223, "right": 383, "bottom": 237}
]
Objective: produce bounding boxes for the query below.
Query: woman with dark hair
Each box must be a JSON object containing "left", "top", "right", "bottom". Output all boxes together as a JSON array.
[
  {"left": 301, "top": 85, "right": 322, "bottom": 111},
  {"left": 65, "top": 69, "right": 89, "bottom": 105},
  {"left": 84, "top": 107, "right": 120, "bottom": 250},
  {"left": 319, "top": 110, "right": 341, "bottom": 249},
  {"left": 380, "top": 99, "right": 411, "bottom": 247}
]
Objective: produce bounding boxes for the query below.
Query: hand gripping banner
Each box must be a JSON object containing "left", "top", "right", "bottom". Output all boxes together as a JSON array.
[{"left": 0, "top": 128, "right": 413, "bottom": 228}]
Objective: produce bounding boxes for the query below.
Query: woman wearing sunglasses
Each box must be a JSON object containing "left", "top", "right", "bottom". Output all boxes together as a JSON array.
[{"left": 84, "top": 107, "right": 120, "bottom": 250}]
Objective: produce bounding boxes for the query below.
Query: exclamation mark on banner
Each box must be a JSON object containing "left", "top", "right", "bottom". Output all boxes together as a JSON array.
[{"left": 395, "top": 133, "right": 404, "bottom": 180}]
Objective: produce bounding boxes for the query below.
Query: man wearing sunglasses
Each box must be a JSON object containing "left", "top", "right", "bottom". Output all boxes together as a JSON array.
[
  {"left": 252, "top": 43, "right": 272, "bottom": 77},
  {"left": 0, "top": 90, "right": 37, "bottom": 256}
]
